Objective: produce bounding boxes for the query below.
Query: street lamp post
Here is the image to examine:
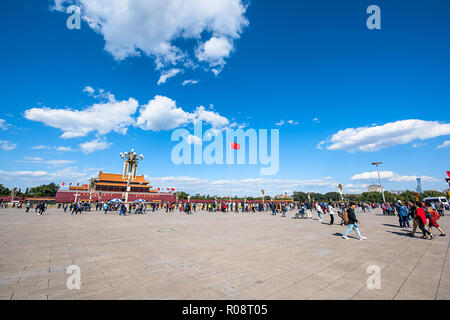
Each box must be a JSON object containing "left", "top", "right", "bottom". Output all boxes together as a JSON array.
[
  {"left": 372, "top": 161, "right": 386, "bottom": 203},
  {"left": 120, "top": 148, "right": 144, "bottom": 204}
]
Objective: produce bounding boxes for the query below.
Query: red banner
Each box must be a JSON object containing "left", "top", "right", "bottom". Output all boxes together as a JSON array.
[{"left": 447, "top": 171, "right": 450, "bottom": 178}]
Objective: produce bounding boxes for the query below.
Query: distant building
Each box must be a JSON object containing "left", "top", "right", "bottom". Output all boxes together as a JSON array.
[
  {"left": 275, "top": 192, "right": 292, "bottom": 200},
  {"left": 367, "top": 185, "right": 383, "bottom": 193},
  {"left": 416, "top": 177, "right": 423, "bottom": 194},
  {"left": 56, "top": 171, "right": 175, "bottom": 203},
  {"left": 390, "top": 190, "right": 406, "bottom": 195}
]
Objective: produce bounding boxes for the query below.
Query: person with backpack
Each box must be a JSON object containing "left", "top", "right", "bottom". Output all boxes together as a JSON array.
[
  {"left": 342, "top": 203, "right": 367, "bottom": 240},
  {"left": 425, "top": 202, "right": 446, "bottom": 237},
  {"left": 398, "top": 201, "right": 410, "bottom": 228}
]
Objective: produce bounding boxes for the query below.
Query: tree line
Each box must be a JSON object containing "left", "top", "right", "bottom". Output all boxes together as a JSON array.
[
  {"left": 175, "top": 190, "right": 447, "bottom": 203},
  {"left": 0, "top": 183, "right": 60, "bottom": 197},
  {"left": 293, "top": 190, "right": 447, "bottom": 203}
]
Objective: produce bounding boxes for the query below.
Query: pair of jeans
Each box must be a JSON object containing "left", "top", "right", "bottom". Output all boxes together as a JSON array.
[
  {"left": 344, "top": 223, "right": 362, "bottom": 237},
  {"left": 400, "top": 215, "right": 410, "bottom": 227},
  {"left": 418, "top": 219, "right": 431, "bottom": 237},
  {"left": 318, "top": 212, "right": 322, "bottom": 220}
]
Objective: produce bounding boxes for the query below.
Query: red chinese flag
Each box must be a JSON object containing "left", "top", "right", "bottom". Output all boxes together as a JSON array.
[
  {"left": 447, "top": 171, "right": 450, "bottom": 178},
  {"left": 69, "top": 182, "right": 72, "bottom": 186},
  {"left": 231, "top": 142, "right": 240, "bottom": 150},
  {"left": 167, "top": 188, "right": 170, "bottom": 190},
  {"left": 77, "top": 183, "right": 79, "bottom": 186},
  {"left": 171, "top": 188, "right": 175, "bottom": 191},
  {"left": 62, "top": 182, "right": 65, "bottom": 186},
  {"left": 157, "top": 187, "right": 160, "bottom": 190}
]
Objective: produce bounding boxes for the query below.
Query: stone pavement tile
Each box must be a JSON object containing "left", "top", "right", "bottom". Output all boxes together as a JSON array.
[
  {"left": 394, "top": 242, "right": 446, "bottom": 300},
  {"left": 2, "top": 208, "right": 450, "bottom": 299},
  {"left": 237, "top": 274, "right": 296, "bottom": 299},
  {"left": 188, "top": 287, "right": 227, "bottom": 300},
  {"left": 265, "top": 278, "right": 330, "bottom": 300},
  {"left": 222, "top": 290, "right": 259, "bottom": 300},
  {"left": 308, "top": 278, "right": 365, "bottom": 300}
]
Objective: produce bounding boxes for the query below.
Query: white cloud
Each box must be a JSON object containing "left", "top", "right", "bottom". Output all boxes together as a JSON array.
[
  {"left": 16, "top": 157, "right": 76, "bottom": 166},
  {"left": 83, "top": 86, "right": 95, "bottom": 95},
  {"left": 51, "top": 0, "right": 248, "bottom": 75},
  {"left": 157, "top": 68, "right": 182, "bottom": 85},
  {"left": 0, "top": 119, "right": 9, "bottom": 130},
  {"left": 325, "top": 119, "right": 450, "bottom": 152},
  {"left": 147, "top": 176, "right": 358, "bottom": 197},
  {"left": 0, "top": 170, "right": 48, "bottom": 178},
  {"left": 0, "top": 167, "right": 92, "bottom": 187},
  {"left": 56, "top": 146, "right": 76, "bottom": 152},
  {"left": 79, "top": 139, "right": 112, "bottom": 154},
  {"left": 437, "top": 140, "right": 450, "bottom": 149},
  {"left": 136, "top": 96, "right": 229, "bottom": 131},
  {"left": 312, "top": 117, "right": 320, "bottom": 123},
  {"left": 0, "top": 140, "right": 17, "bottom": 151},
  {"left": 276, "top": 120, "right": 298, "bottom": 127},
  {"left": 351, "top": 171, "right": 439, "bottom": 183},
  {"left": 316, "top": 141, "right": 326, "bottom": 150},
  {"left": 32, "top": 145, "right": 51, "bottom": 150},
  {"left": 186, "top": 134, "right": 202, "bottom": 145},
  {"left": 196, "top": 36, "right": 233, "bottom": 74},
  {"left": 182, "top": 79, "right": 199, "bottom": 86},
  {"left": 136, "top": 96, "right": 191, "bottom": 131},
  {"left": 24, "top": 95, "right": 138, "bottom": 139},
  {"left": 193, "top": 105, "right": 229, "bottom": 128}
]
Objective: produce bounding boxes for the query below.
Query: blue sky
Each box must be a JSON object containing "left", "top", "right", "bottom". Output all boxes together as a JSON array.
[{"left": 0, "top": 0, "right": 449, "bottom": 196}]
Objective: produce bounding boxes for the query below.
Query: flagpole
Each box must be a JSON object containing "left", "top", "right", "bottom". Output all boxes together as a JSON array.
[{"left": 229, "top": 162, "right": 232, "bottom": 206}]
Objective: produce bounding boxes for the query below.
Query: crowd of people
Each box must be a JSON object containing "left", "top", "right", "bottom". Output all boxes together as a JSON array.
[{"left": 2, "top": 196, "right": 447, "bottom": 241}]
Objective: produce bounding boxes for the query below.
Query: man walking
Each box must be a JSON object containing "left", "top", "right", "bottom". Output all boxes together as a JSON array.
[{"left": 342, "top": 203, "right": 367, "bottom": 240}]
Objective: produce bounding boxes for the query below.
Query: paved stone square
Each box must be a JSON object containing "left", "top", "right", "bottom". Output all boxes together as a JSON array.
[{"left": 1, "top": 207, "right": 449, "bottom": 300}]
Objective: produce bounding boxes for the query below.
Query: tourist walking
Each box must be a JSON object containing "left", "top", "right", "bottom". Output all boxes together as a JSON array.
[
  {"left": 342, "top": 203, "right": 367, "bottom": 240},
  {"left": 328, "top": 202, "right": 336, "bottom": 225},
  {"left": 398, "top": 201, "right": 410, "bottom": 228},
  {"left": 119, "top": 203, "right": 127, "bottom": 216},
  {"left": 410, "top": 201, "right": 432, "bottom": 239},
  {"left": 315, "top": 203, "right": 323, "bottom": 221},
  {"left": 425, "top": 202, "right": 446, "bottom": 237}
]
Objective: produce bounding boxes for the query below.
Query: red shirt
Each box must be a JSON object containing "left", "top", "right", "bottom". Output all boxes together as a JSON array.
[{"left": 416, "top": 207, "right": 427, "bottom": 225}]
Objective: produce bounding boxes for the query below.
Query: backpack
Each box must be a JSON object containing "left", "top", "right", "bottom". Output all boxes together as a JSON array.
[{"left": 342, "top": 210, "right": 349, "bottom": 225}]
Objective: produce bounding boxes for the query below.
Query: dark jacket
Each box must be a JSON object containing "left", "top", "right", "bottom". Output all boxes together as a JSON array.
[{"left": 346, "top": 207, "right": 358, "bottom": 224}]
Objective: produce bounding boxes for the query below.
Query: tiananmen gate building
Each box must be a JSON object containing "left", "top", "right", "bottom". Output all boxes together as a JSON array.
[{"left": 55, "top": 171, "right": 176, "bottom": 203}]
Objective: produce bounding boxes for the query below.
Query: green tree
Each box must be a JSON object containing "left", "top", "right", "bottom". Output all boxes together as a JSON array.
[
  {"left": 422, "top": 190, "right": 446, "bottom": 198},
  {"left": 292, "top": 192, "right": 308, "bottom": 202},
  {"left": 324, "top": 192, "right": 341, "bottom": 202},
  {"left": 0, "top": 184, "right": 11, "bottom": 195},
  {"left": 174, "top": 191, "right": 189, "bottom": 199},
  {"left": 29, "top": 183, "right": 60, "bottom": 197}
]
